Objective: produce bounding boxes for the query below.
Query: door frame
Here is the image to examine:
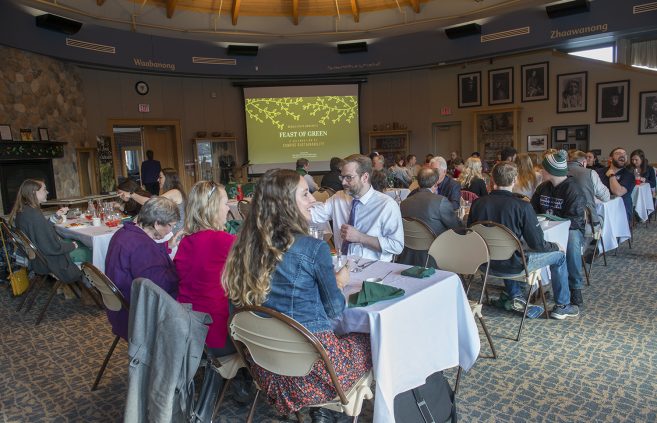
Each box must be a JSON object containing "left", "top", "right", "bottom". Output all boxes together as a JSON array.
[
  {"left": 431, "top": 121, "right": 462, "bottom": 157},
  {"left": 75, "top": 147, "right": 100, "bottom": 196},
  {"left": 107, "top": 119, "right": 185, "bottom": 191}
]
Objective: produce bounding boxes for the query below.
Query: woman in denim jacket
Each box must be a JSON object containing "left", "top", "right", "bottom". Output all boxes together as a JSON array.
[{"left": 223, "top": 169, "right": 371, "bottom": 423}]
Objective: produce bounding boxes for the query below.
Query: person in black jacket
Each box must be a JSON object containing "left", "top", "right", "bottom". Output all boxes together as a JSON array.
[
  {"left": 320, "top": 157, "right": 343, "bottom": 192},
  {"left": 532, "top": 150, "right": 587, "bottom": 308},
  {"left": 468, "top": 162, "right": 578, "bottom": 319}
]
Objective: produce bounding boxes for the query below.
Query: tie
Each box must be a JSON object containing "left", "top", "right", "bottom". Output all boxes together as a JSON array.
[{"left": 341, "top": 199, "right": 360, "bottom": 255}]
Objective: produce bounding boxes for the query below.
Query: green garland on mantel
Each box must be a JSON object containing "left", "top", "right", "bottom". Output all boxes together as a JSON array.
[{"left": 0, "top": 141, "right": 67, "bottom": 159}]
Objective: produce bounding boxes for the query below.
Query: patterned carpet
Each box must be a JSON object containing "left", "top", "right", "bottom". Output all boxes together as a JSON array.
[{"left": 2, "top": 223, "right": 657, "bottom": 422}]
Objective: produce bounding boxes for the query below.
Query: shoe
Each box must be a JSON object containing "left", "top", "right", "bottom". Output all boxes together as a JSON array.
[
  {"left": 231, "top": 370, "right": 255, "bottom": 406},
  {"left": 511, "top": 296, "right": 527, "bottom": 312},
  {"left": 310, "top": 407, "right": 336, "bottom": 423},
  {"left": 551, "top": 304, "right": 579, "bottom": 320},
  {"left": 570, "top": 289, "right": 584, "bottom": 307}
]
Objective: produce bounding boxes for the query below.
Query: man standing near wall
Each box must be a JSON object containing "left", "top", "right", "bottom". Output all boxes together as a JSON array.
[{"left": 140, "top": 150, "right": 161, "bottom": 196}]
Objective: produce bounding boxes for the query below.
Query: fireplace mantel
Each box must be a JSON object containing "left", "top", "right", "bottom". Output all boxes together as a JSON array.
[{"left": 0, "top": 141, "right": 67, "bottom": 160}]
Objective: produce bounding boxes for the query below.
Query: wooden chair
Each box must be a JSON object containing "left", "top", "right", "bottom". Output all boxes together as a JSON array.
[
  {"left": 470, "top": 221, "right": 549, "bottom": 342},
  {"left": 237, "top": 199, "right": 251, "bottom": 220},
  {"left": 229, "top": 305, "right": 374, "bottom": 423},
  {"left": 582, "top": 207, "right": 606, "bottom": 286},
  {"left": 81, "top": 262, "right": 128, "bottom": 391},
  {"left": 400, "top": 217, "right": 437, "bottom": 267},
  {"left": 428, "top": 228, "right": 496, "bottom": 394}
]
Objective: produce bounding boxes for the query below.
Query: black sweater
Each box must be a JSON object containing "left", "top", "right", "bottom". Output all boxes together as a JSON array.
[
  {"left": 531, "top": 177, "right": 586, "bottom": 233},
  {"left": 468, "top": 190, "right": 558, "bottom": 275}
]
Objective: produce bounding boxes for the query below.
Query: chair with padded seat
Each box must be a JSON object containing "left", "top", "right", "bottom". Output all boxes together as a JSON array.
[
  {"left": 312, "top": 188, "right": 331, "bottom": 203},
  {"left": 1, "top": 221, "right": 45, "bottom": 310},
  {"left": 460, "top": 190, "right": 479, "bottom": 203},
  {"left": 237, "top": 199, "right": 251, "bottom": 220},
  {"left": 470, "top": 221, "right": 549, "bottom": 342},
  {"left": 229, "top": 305, "right": 374, "bottom": 423}
]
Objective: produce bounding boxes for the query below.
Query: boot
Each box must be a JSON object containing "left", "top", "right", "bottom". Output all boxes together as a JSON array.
[
  {"left": 570, "top": 289, "right": 584, "bottom": 307},
  {"left": 309, "top": 408, "right": 336, "bottom": 423}
]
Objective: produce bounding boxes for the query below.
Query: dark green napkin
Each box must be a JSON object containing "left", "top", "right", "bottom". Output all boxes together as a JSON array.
[
  {"left": 225, "top": 220, "right": 242, "bottom": 235},
  {"left": 348, "top": 281, "right": 405, "bottom": 308},
  {"left": 537, "top": 213, "right": 568, "bottom": 222},
  {"left": 400, "top": 266, "right": 436, "bottom": 278}
]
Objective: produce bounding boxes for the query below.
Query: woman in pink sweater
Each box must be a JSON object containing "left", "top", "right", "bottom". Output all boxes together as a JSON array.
[{"left": 174, "top": 180, "right": 235, "bottom": 355}]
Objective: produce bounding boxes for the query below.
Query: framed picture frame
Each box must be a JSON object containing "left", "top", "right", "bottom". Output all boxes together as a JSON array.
[
  {"left": 557, "top": 71, "right": 587, "bottom": 113},
  {"left": 555, "top": 128, "right": 567, "bottom": 142},
  {"left": 0, "top": 124, "right": 12, "bottom": 141},
  {"left": 575, "top": 128, "right": 588, "bottom": 140},
  {"left": 38, "top": 127, "right": 50, "bottom": 141},
  {"left": 521, "top": 62, "right": 549, "bottom": 102},
  {"left": 527, "top": 134, "right": 548, "bottom": 152},
  {"left": 488, "top": 67, "right": 514, "bottom": 105},
  {"left": 458, "top": 71, "right": 481, "bottom": 108},
  {"left": 19, "top": 128, "right": 33, "bottom": 141},
  {"left": 596, "top": 80, "right": 629, "bottom": 123},
  {"left": 638, "top": 90, "right": 657, "bottom": 135}
]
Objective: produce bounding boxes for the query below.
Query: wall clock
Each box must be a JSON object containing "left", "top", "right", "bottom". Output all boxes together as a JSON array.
[{"left": 135, "top": 81, "right": 149, "bottom": 95}]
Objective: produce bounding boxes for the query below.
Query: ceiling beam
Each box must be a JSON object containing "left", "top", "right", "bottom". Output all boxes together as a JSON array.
[
  {"left": 292, "top": 0, "right": 299, "bottom": 25},
  {"left": 232, "top": 0, "right": 241, "bottom": 25},
  {"left": 166, "top": 0, "right": 177, "bottom": 18},
  {"left": 350, "top": 0, "right": 359, "bottom": 23},
  {"left": 410, "top": 0, "right": 420, "bottom": 14},
  {"left": 96, "top": 0, "right": 106, "bottom": 5}
]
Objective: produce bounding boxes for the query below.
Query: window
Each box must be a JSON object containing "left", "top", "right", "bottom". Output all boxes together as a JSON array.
[{"left": 568, "top": 46, "right": 614, "bottom": 63}]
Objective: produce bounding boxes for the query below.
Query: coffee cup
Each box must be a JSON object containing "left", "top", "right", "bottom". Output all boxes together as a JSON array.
[{"left": 92, "top": 217, "right": 101, "bottom": 227}]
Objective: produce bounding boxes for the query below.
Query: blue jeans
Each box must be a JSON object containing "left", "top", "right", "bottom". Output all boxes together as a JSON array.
[
  {"left": 501, "top": 250, "right": 571, "bottom": 306},
  {"left": 566, "top": 229, "right": 584, "bottom": 290}
]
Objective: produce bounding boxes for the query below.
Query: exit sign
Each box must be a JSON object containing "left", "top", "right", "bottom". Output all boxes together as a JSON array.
[
  {"left": 440, "top": 106, "right": 452, "bottom": 116},
  {"left": 138, "top": 104, "right": 150, "bottom": 113}
]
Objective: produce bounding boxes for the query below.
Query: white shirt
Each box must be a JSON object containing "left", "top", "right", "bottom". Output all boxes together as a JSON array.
[
  {"left": 311, "top": 186, "right": 404, "bottom": 261},
  {"left": 304, "top": 174, "right": 318, "bottom": 193}
]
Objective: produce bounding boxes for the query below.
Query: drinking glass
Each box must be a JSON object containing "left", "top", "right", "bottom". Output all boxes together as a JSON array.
[{"left": 349, "top": 243, "right": 363, "bottom": 270}]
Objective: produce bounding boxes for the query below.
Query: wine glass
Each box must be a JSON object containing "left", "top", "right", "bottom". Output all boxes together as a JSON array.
[{"left": 349, "top": 243, "right": 363, "bottom": 271}]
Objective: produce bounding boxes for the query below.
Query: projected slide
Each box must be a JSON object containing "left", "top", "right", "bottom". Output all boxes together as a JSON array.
[{"left": 244, "top": 85, "right": 360, "bottom": 173}]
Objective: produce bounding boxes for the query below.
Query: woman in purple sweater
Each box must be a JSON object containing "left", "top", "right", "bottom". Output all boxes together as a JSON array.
[{"left": 105, "top": 196, "right": 180, "bottom": 340}]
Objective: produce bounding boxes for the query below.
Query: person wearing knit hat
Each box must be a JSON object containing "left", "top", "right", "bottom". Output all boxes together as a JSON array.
[{"left": 531, "top": 150, "right": 587, "bottom": 313}]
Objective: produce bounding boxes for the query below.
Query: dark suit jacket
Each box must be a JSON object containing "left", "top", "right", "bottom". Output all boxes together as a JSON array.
[{"left": 398, "top": 188, "right": 462, "bottom": 266}]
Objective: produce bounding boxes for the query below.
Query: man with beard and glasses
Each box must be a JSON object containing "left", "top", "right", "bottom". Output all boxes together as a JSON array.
[
  {"left": 596, "top": 147, "right": 635, "bottom": 225},
  {"left": 310, "top": 154, "right": 404, "bottom": 262}
]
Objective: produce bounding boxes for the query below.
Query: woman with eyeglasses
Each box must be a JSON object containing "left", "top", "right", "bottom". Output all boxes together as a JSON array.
[
  {"left": 131, "top": 168, "right": 186, "bottom": 234},
  {"left": 105, "top": 196, "right": 180, "bottom": 341},
  {"left": 222, "top": 169, "right": 370, "bottom": 423}
]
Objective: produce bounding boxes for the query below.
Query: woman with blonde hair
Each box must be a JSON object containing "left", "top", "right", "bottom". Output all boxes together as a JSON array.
[
  {"left": 513, "top": 153, "right": 542, "bottom": 197},
  {"left": 222, "top": 169, "right": 371, "bottom": 423},
  {"left": 458, "top": 157, "right": 488, "bottom": 197}
]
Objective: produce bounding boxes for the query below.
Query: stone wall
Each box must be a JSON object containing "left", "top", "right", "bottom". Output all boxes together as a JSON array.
[{"left": 0, "top": 45, "right": 85, "bottom": 210}]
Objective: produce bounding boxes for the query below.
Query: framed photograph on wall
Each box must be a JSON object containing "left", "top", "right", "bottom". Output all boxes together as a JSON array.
[
  {"left": 596, "top": 80, "right": 629, "bottom": 123},
  {"left": 0, "top": 124, "right": 12, "bottom": 141},
  {"left": 557, "top": 71, "right": 587, "bottom": 113},
  {"left": 19, "top": 128, "right": 33, "bottom": 141},
  {"left": 527, "top": 134, "right": 548, "bottom": 152},
  {"left": 555, "top": 128, "right": 567, "bottom": 142},
  {"left": 38, "top": 127, "right": 50, "bottom": 141},
  {"left": 488, "top": 67, "right": 514, "bottom": 105},
  {"left": 458, "top": 71, "right": 481, "bottom": 108},
  {"left": 638, "top": 90, "right": 657, "bottom": 134},
  {"left": 521, "top": 62, "right": 548, "bottom": 102}
]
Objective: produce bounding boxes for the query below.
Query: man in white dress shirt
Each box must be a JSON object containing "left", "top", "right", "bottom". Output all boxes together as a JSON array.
[{"left": 311, "top": 154, "right": 404, "bottom": 262}]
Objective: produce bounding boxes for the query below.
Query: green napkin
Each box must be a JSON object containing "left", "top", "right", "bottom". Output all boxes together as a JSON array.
[
  {"left": 348, "top": 281, "right": 405, "bottom": 308},
  {"left": 537, "top": 213, "right": 569, "bottom": 222},
  {"left": 400, "top": 266, "right": 436, "bottom": 278},
  {"left": 225, "top": 220, "right": 242, "bottom": 235}
]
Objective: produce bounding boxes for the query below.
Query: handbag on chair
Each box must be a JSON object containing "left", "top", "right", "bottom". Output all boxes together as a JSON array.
[{"left": 1, "top": 227, "right": 30, "bottom": 296}]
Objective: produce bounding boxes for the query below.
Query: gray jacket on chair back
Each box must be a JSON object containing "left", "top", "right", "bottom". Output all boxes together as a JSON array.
[{"left": 124, "top": 278, "right": 211, "bottom": 423}]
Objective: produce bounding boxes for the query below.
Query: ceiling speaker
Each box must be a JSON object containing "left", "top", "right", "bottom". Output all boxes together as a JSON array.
[
  {"left": 546, "top": 0, "right": 590, "bottom": 19},
  {"left": 445, "top": 23, "right": 481, "bottom": 39},
  {"left": 227, "top": 45, "right": 259, "bottom": 56},
  {"left": 35, "top": 14, "right": 82, "bottom": 35},
  {"left": 337, "top": 42, "right": 368, "bottom": 54}
]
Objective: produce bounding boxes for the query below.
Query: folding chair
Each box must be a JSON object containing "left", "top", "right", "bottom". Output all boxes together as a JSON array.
[
  {"left": 582, "top": 207, "right": 606, "bottom": 286},
  {"left": 460, "top": 190, "right": 479, "bottom": 203},
  {"left": 229, "top": 306, "right": 374, "bottom": 423},
  {"left": 399, "top": 217, "right": 437, "bottom": 267},
  {"left": 312, "top": 188, "right": 331, "bottom": 203},
  {"left": 471, "top": 221, "right": 549, "bottom": 342},
  {"left": 428, "top": 228, "right": 496, "bottom": 394},
  {"left": 320, "top": 187, "right": 336, "bottom": 196},
  {"left": 1, "top": 222, "right": 46, "bottom": 310},
  {"left": 237, "top": 200, "right": 251, "bottom": 220}
]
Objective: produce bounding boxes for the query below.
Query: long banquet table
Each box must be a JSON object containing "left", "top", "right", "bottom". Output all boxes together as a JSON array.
[
  {"left": 538, "top": 220, "right": 570, "bottom": 284},
  {"left": 334, "top": 261, "right": 480, "bottom": 423},
  {"left": 595, "top": 197, "right": 631, "bottom": 252},
  {"left": 54, "top": 218, "right": 122, "bottom": 272},
  {"left": 632, "top": 182, "right": 654, "bottom": 222}
]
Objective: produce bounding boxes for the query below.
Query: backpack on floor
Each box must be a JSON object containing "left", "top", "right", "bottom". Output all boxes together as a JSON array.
[{"left": 394, "top": 371, "right": 457, "bottom": 423}]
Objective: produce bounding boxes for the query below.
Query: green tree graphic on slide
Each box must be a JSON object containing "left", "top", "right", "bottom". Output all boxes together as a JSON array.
[{"left": 245, "top": 96, "right": 357, "bottom": 130}]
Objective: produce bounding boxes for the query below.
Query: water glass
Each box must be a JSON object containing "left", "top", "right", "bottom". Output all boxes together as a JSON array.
[{"left": 349, "top": 243, "right": 363, "bottom": 270}]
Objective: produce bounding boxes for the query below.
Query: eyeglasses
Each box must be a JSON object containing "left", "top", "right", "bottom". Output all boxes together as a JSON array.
[{"left": 339, "top": 174, "right": 359, "bottom": 182}]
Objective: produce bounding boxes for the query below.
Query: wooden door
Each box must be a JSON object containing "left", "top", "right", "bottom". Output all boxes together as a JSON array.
[
  {"left": 142, "top": 126, "right": 177, "bottom": 171},
  {"left": 432, "top": 122, "right": 462, "bottom": 159},
  {"left": 76, "top": 147, "right": 100, "bottom": 196}
]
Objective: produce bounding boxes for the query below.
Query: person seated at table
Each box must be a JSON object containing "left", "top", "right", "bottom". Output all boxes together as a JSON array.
[
  {"left": 399, "top": 167, "right": 462, "bottom": 266},
  {"left": 296, "top": 158, "right": 318, "bottom": 193},
  {"left": 628, "top": 149, "right": 656, "bottom": 189},
  {"left": 388, "top": 153, "right": 412, "bottom": 188},
  {"left": 512, "top": 153, "right": 541, "bottom": 198},
  {"left": 311, "top": 154, "right": 404, "bottom": 262},
  {"left": 131, "top": 168, "right": 186, "bottom": 234},
  {"left": 596, "top": 147, "right": 635, "bottom": 225},
  {"left": 222, "top": 169, "right": 370, "bottom": 423},
  {"left": 586, "top": 151, "right": 604, "bottom": 170},
  {"left": 370, "top": 169, "right": 388, "bottom": 192},
  {"left": 105, "top": 196, "right": 179, "bottom": 340},
  {"left": 531, "top": 150, "right": 587, "bottom": 308},
  {"left": 9, "top": 179, "right": 90, "bottom": 284},
  {"left": 113, "top": 179, "right": 151, "bottom": 217},
  {"left": 458, "top": 157, "right": 488, "bottom": 198},
  {"left": 422, "top": 156, "right": 461, "bottom": 210},
  {"left": 568, "top": 150, "right": 610, "bottom": 204},
  {"left": 320, "top": 157, "right": 343, "bottom": 192},
  {"left": 467, "top": 162, "right": 578, "bottom": 319}
]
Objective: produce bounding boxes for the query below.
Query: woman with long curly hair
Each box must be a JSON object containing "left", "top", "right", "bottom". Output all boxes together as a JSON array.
[
  {"left": 222, "top": 169, "right": 371, "bottom": 423},
  {"left": 457, "top": 157, "right": 488, "bottom": 197},
  {"left": 131, "top": 167, "right": 186, "bottom": 233},
  {"left": 513, "top": 153, "right": 541, "bottom": 197}
]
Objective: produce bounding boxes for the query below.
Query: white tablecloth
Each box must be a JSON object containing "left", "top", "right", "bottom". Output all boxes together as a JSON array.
[
  {"left": 54, "top": 218, "right": 121, "bottom": 273},
  {"left": 632, "top": 183, "right": 654, "bottom": 222},
  {"left": 383, "top": 188, "right": 410, "bottom": 202},
  {"left": 539, "top": 220, "right": 570, "bottom": 283},
  {"left": 595, "top": 197, "right": 631, "bottom": 252},
  {"left": 334, "top": 261, "right": 480, "bottom": 423}
]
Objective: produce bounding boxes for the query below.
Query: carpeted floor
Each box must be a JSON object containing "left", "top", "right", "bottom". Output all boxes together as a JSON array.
[{"left": 2, "top": 223, "right": 657, "bottom": 422}]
